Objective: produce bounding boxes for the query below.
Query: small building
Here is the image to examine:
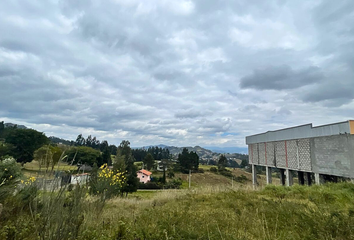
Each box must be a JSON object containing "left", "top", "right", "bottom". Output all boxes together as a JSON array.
[
  {"left": 71, "top": 173, "right": 89, "bottom": 185},
  {"left": 137, "top": 169, "right": 152, "bottom": 183}
]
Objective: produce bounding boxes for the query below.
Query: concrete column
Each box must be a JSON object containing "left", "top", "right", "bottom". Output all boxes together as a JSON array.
[
  {"left": 266, "top": 166, "right": 272, "bottom": 184},
  {"left": 279, "top": 169, "right": 285, "bottom": 186},
  {"left": 315, "top": 173, "right": 322, "bottom": 185},
  {"left": 306, "top": 172, "right": 312, "bottom": 186},
  {"left": 298, "top": 171, "right": 305, "bottom": 185},
  {"left": 285, "top": 169, "right": 293, "bottom": 186},
  {"left": 252, "top": 164, "right": 257, "bottom": 188}
]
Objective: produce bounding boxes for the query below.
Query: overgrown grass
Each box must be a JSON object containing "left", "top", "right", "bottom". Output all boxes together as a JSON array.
[
  {"left": 78, "top": 183, "right": 354, "bottom": 239},
  {"left": 2, "top": 182, "right": 354, "bottom": 239}
]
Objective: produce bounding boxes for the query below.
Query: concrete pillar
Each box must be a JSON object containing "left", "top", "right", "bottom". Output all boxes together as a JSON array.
[
  {"left": 279, "top": 169, "right": 285, "bottom": 186},
  {"left": 285, "top": 169, "right": 293, "bottom": 186},
  {"left": 266, "top": 166, "right": 272, "bottom": 184},
  {"left": 315, "top": 173, "right": 322, "bottom": 185},
  {"left": 252, "top": 164, "right": 257, "bottom": 188},
  {"left": 298, "top": 171, "right": 305, "bottom": 185},
  {"left": 306, "top": 172, "right": 312, "bottom": 186}
]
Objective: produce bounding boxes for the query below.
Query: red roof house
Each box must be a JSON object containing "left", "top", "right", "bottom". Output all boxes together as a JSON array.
[{"left": 137, "top": 169, "right": 152, "bottom": 183}]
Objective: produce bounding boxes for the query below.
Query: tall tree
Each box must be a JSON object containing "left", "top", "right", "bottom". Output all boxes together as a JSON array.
[
  {"left": 102, "top": 147, "right": 112, "bottom": 166},
  {"left": 75, "top": 134, "right": 85, "bottom": 146},
  {"left": 5, "top": 129, "right": 49, "bottom": 165},
  {"left": 189, "top": 151, "right": 199, "bottom": 171},
  {"left": 0, "top": 121, "right": 4, "bottom": 139},
  {"left": 177, "top": 148, "right": 199, "bottom": 173},
  {"left": 218, "top": 154, "right": 228, "bottom": 171},
  {"left": 116, "top": 140, "right": 138, "bottom": 195},
  {"left": 34, "top": 145, "right": 53, "bottom": 170},
  {"left": 143, "top": 153, "right": 154, "bottom": 170},
  {"left": 177, "top": 148, "right": 191, "bottom": 173}
]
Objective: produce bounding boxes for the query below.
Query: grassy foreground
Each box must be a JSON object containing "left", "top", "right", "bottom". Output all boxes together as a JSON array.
[
  {"left": 85, "top": 183, "right": 354, "bottom": 239},
  {"left": 2, "top": 183, "right": 354, "bottom": 239}
]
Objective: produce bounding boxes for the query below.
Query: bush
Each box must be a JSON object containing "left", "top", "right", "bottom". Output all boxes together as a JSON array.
[
  {"left": 0, "top": 157, "right": 22, "bottom": 187},
  {"left": 234, "top": 174, "right": 248, "bottom": 183},
  {"left": 164, "top": 178, "right": 182, "bottom": 189},
  {"left": 210, "top": 167, "right": 217, "bottom": 172},
  {"left": 198, "top": 168, "right": 205, "bottom": 173},
  {"left": 90, "top": 163, "right": 126, "bottom": 199},
  {"left": 138, "top": 182, "right": 161, "bottom": 189},
  {"left": 219, "top": 169, "right": 233, "bottom": 178},
  {"left": 167, "top": 169, "right": 175, "bottom": 178}
]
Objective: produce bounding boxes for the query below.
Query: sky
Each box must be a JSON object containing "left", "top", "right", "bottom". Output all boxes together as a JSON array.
[{"left": 0, "top": 0, "right": 354, "bottom": 149}]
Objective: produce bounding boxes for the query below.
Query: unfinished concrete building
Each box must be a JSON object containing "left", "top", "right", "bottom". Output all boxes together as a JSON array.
[{"left": 246, "top": 120, "right": 354, "bottom": 186}]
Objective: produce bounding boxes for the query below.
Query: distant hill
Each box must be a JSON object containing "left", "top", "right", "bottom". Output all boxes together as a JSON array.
[
  {"left": 204, "top": 146, "right": 248, "bottom": 154},
  {"left": 140, "top": 145, "right": 248, "bottom": 161}
]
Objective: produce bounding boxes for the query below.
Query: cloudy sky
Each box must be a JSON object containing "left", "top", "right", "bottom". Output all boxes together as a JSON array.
[{"left": 1, "top": 0, "right": 353, "bottom": 149}]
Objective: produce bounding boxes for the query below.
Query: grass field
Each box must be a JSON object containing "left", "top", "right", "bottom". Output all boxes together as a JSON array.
[
  {"left": 80, "top": 182, "right": 354, "bottom": 239},
  {"left": 22, "top": 160, "right": 77, "bottom": 178}
]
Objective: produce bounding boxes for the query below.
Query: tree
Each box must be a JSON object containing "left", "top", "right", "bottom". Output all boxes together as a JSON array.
[
  {"left": 5, "top": 129, "right": 49, "bottom": 165},
  {"left": 51, "top": 146, "right": 63, "bottom": 171},
  {"left": 177, "top": 148, "right": 190, "bottom": 173},
  {"left": 75, "top": 134, "right": 85, "bottom": 146},
  {"left": 218, "top": 154, "right": 228, "bottom": 171},
  {"left": 240, "top": 158, "right": 249, "bottom": 168},
  {"left": 66, "top": 146, "right": 101, "bottom": 166},
  {"left": 189, "top": 151, "right": 199, "bottom": 171},
  {"left": 102, "top": 147, "right": 112, "bottom": 166},
  {"left": 0, "top": 121, "right": 4, "bottom": 139},
  {"left": 108, "top": 145, "right": 117, "bottom": 155},
  {"left": 34, "top": 145, "right": 53, "bottom": 170},
  {"left": 143, "top": 153, "right": 154, "bottom": 170},
  {"left": 177, "top": 148, "right": 199, "bottom": 173},
  {"left": 116, "top": 140, "right": 138, "bottom": 195}
]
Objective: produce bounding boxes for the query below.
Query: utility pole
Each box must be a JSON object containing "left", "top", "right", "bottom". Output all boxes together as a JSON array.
[{"left": 189, "top": 169, "right": 191, "bottom": 189}]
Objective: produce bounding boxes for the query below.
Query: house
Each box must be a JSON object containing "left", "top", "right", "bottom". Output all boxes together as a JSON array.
[{"left": 137, "top": 169, "right": 152, "bottom": 183}]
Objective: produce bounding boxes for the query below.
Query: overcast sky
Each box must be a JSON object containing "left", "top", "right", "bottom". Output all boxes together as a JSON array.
[{"left": 1, "top": 0, "right": 353, "bottom": 148}]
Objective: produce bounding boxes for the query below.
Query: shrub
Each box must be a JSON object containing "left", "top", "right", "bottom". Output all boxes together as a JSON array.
[
  {"left": 167, "top": 169, "right": 175, "bottom": 178},
  {"left": 219, "top": 169, "right": 233, "bottom": 178},
  {"left": 198, "top": 168, "right": 205, "bottom": 173},
  {"left": 138, "top": 182, "right": 161, "bottom": 189},
  {"left": 164, "top": 178, "right": 182, "bottom": 189},
  {"left": 234, "top": 174, "right": 248, "bottom": 183},
  {"left": 0, "top": 157, "right": 22, "bottom": 187},
  {"left": 210, "top": 167, "right": 217, "bottom": 172},
  {"left": 90, "top": 163, "right": 126, "bottom": 199}
]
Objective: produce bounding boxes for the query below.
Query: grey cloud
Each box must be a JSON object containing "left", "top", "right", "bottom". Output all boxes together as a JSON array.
[
  {"left": 240, "top": 65, "right": 323, "bottom": 90},
  {"left": 175, "top": 109, "right": 205, "bottom": 119},
  {"left": 276, "top": 108, "right": 291, "bottom": 116},
  {"left": 1, "top": 0, "right": 354, "bottom": 148}
]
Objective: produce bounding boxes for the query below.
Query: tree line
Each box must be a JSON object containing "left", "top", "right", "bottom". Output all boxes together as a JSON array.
[{"left": 132, "top": 146, "right": 170, "bottom": 161}]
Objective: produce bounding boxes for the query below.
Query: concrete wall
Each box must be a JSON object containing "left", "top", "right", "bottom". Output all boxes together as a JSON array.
[{"left": 312, "top": 134, "right": 354, "bottom": 178}]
